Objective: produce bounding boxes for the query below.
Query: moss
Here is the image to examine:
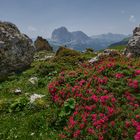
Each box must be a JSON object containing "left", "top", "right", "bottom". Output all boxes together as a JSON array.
[
  {"left": 55, "top": 46, "right": 81, "bottom": 57},
  {"left": 34, "top": 36, "right": 53, "bottom": 52}
]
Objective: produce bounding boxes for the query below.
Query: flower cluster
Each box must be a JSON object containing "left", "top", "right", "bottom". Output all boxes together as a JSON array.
[{"left": 48, "top": 56, "right": 140, "bottom": 139}]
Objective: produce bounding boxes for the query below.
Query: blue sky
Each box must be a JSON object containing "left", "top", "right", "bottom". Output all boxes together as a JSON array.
[{"left": 0, "top": 0, "right": 140, "bottom": 38}]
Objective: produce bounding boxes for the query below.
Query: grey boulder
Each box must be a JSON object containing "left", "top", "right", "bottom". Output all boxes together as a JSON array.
[
  {"left": 125, "top": 26, "right": 140, "bottom": 57},
  {"left": 0, "top": 21, "right": 35, "bottom": 80}
]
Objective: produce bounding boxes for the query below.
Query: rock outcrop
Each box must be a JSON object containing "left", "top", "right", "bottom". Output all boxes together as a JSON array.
[
  {"left": 34, "top": 36, "right": 53, "bottom": 52},
  {"left": 125, "top": 26, "right": 140, "bottom": 57},
  {"left": 51, "top": 27, "right": 73, "bottom": 43},
  {"left": 0, "top": 21, "right": 35, "bottom": 80},
  {"left": 89, "top": 49, "right": 121, "bottom": 64}
]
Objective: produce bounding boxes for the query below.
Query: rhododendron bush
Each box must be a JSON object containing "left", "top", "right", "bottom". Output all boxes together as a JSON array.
[{"left": 48, "top": 56, "right": 140, "bottom": 140}]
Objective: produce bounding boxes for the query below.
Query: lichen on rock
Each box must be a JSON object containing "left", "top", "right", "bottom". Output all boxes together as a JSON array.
[
  {"left": 125, "top": 25, "right": 140, "bottom": 57},
  {"left": 0, "top": 21, "right": 35, "bottom": 80}
]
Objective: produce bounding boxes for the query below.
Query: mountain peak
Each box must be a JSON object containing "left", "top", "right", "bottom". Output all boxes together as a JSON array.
[
  {"left": 51, "top": 26, "right": 72, "bottom": 43},
  {"left": 55, "top": 26, "right": 68, "bottom": 32},
  {"left": 51, "top": 27, "right": 91, "bottom": 43}
]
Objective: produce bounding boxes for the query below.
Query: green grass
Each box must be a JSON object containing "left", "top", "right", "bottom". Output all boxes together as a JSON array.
[
  {"left": 0, "top": 50, "right": 90, "bottom": 140},
  {"left": 108, "top": 45, "right": 126, "bottom": 51},
  {"left": 2, "top": 48, "right": 139, "bottom": 140},
  {"left": 0, "top": 109, "right": 60, "bottom": 140}
]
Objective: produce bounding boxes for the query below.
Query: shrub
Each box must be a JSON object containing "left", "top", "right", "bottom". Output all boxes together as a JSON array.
[
  {"left": 9, "top": 96, "right": 29, "bottom": 112},
  {"left": 53, "top": 47, "right": 86, "bottom": 67},
  {"left": 85, "top": 48, "right": 94, "bottom": 53},
  {"left": 31, "top": 98, "right": 48, "bottom": 110},
  {"left": 55, "top": 46, "right": 81, "bottom": 57},
  {"left": 48, "top": 56, "right": 140, "bottom": 139}
]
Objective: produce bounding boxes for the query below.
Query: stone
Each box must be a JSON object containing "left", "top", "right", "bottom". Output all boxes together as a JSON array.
[
  {"left": 34, "top": 36, "right": 53, "bottom": 52},
  {"left": 89, "top": 49, "right": 121, "bottom": 64},
  {"left": 126, "top": 52, "right": 134, "bottom": 58},
  {"left": 103, "top": 49, "right": 120, "bottom": 56},
  {"left": 28, "top": 77, "right": 38, "bottom": 85},
  {"left": 125, "top": 26, "right": 140, "bottom": 57},
  {"left": 0, "top": 21, "right": 35, "bottom": 80},
  {"left": 30, "top": 94, "right": 45, "bottom": 103},
  {"left": 14, "top": 89, "right": 22, "bottom": 94},
  {"left": 88, "top": 56, "right": 98, "bottom": 63}
]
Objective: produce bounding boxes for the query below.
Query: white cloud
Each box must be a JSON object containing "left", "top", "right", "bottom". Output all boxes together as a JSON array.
[
  {"left": 129, "top": 15, "right": 136, "bottom": 23},
  {"left": 28, "top": 26, "right": 37, "bottom": 32}
]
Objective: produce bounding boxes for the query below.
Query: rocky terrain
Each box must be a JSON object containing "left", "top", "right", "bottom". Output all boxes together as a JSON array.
[
  {"left": 0, "top": 21, "right": 35, "bottom": 80},
  {"left": 0, "top": 22, "right": 140, "bottom": 140},
  {"left": 125, "top": 26, "right": 140, "bottom": 57}
]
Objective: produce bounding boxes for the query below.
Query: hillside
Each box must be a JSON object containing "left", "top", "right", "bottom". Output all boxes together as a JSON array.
[
  {"left": 0, "top": 21, "right": 140, "bottom": 140},
  {"left": 1, "top": 0, "right": 140, "bottom": 139},
  {"left": 108, "top": 37, "right": 130, "bottom": 50},
  {"left": 0, "top": 48, "right": 140, "bottom": 140}
]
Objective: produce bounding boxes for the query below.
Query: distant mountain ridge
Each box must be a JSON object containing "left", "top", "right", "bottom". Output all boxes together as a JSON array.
[
  {"left": 91, "top": 33, "right": 128, "bottom": 43},
  {"left": 108, "top": 37, "right": 131, "bottom": 48},
  {"left": 50, "top": 27, "right": 129, "bottom": 51}
]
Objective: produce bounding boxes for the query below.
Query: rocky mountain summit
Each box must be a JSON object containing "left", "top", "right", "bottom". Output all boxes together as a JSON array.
[
  {"left": 34, "top": 36, "right": 53, "bottom": 52},
  {"left": 0, "top": 21, "right": 35, "bottom": 80},
  {"left": 125, "top": 26, "right": 140, "bottom": 57},
  {"left": 51, "top": 26, "right": 91, "bottom": 43},
  {"left": 51, "top": 27, "right": 73, "bottom": 43}
]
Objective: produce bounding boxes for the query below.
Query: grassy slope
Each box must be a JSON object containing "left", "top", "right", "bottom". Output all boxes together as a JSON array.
[
  {"left": 0, "top": 50, "right": 95, "bottom": 140},
  {"left": 108, "top": 37, "right": 129, "bottom": 51},
  {"left": 108, "top": 45, "right": 126, "bottom": 51},
  {"left": 0, "top": 49, "right": 140, "bottom": 140}
]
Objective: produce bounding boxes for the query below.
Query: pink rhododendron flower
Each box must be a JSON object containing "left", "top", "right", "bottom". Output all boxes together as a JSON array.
[
  {"left": 69, "top": 116, "right": 76, "bottom": 128},
  {"left": 128, "top": 80, "right": 139, "bottom": 89},
  {"left": 99, "top": 113, "right": 105, "bottom": 118},
  {"left": 59, "top": 134, "right": 66, "bottom": 139},
  {"left": 115, "top": 73, "right": 124, "bottom": 79},
  {"left": 79, "top": 79, "right": 86, "bottom": 86},
  {"left": 82, "top": 114, "right": 87, "bottom": 123},
  {"left": 73, "top": 111, "right": 78, "bottom": 116},
  {"left": 100, "top": 95, "right": 109, "bottom": 103},
  {"left": 107, "top": 107, "right": 114, "bottom": 114},
  {"left": 87, "top": 128, "right": 95, "bottom": 134},
  {"left": 135, "top": 70, "right": 140, "bottom": 75},
  {"left": 134, "top": 132, "right": 140, "bottom": 140},
  {"left": 85, "top": 105, "right": 93, "bottom": 111},
  {"left": 111, "top": 97, "right": 116, "bottom": 102},
  {"left": 53, "top": 95, "right": 59, "bottom": 102},
  {"left": 131, "top": 119, "right": 139, "bottom": 127},
  {"left": 73, "top": 130, "right": 81, "bottom": 138},
  {"left": 98, "top": 135, "right": 104, "bottom": 140},
  {"left": 91, "top": 114, "right": 97, "bottom": 121},
  {"left": 136, "top": 125, "right": 140, "bottom": 132},
  {"left": 125, "top": 121, "right": 131, "bottom": 127},
  {"left": 91, "top": 94, "right": 98, "bottom": 102},
  {"left": 110, "top": 121, "right": 115, "bottom": 127},
  {"left": 136, "top": 115, "right": 140, "bottom": 119},
  {"left": 80, "top": 123, "right": 85, "bottom": 129}
]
